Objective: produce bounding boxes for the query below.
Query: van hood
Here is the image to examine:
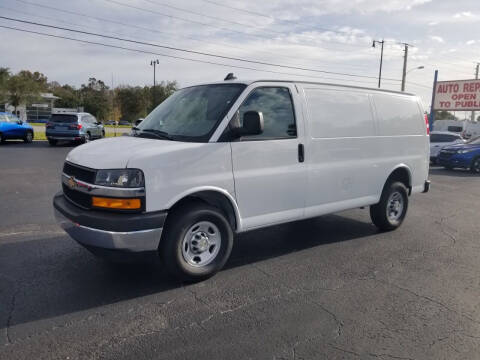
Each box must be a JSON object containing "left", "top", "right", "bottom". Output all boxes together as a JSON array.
[{"left": 66, "top": 136, "right": 204, "bottom": 169}]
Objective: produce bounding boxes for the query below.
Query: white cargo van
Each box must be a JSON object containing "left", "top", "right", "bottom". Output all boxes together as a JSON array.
[{"left": 54, "top": 78, "right": 430, "bottom": 281}]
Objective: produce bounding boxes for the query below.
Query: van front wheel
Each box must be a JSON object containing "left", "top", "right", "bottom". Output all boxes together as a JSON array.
[
  {"left": 160, "top": 203, "right": 234, "bottom": 282},
  {"left": 370, "top": 182, "right": 408, "bottom": 231}
]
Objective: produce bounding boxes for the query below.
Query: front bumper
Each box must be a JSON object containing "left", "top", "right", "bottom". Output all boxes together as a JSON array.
[
  {"left": 47, "top": 135, "right": 84, "bottom": 141},
  {"left": 438, "top": 154, "right": 473, "bottom": 168},
  {"left": 53, "top": 192, "right": 166, "bottom": 253}
]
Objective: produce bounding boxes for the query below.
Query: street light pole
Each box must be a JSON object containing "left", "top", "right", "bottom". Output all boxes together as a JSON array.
[
  {"left": 372, "top": 39, "right": 384, "bottom": 88},
  {"left": 150, "top": 59, "right": 159, "bottom": 106}
]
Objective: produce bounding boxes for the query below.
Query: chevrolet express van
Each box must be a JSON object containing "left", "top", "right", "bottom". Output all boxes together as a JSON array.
[{"left": 54, "top": 78, "right": 430, "bottom": 281}]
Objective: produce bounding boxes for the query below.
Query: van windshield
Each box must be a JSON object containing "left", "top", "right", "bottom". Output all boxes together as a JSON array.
[{"left": 137, "top": 84, "right": 246, "bottom": 142}]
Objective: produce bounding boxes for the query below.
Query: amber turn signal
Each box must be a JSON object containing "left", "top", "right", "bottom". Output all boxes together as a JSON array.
[{"left": 92, "top": 196, "right": 141, "bottom": 210}]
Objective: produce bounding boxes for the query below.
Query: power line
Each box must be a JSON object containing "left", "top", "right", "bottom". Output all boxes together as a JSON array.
[
  {"left": 199, "top": 0, "right": 272, "bottom": 20},
  {"left": 140, "top": 0, "right": 282, "bottom": 36},
  {"left": 143, "top": 0, "right": 371, "bottom": 48},
  {"left": 0, "top": 24, "right": 393, "bottom": 86},
  {"left": 0, "top": 15, "right": 403, "bottom": 82},
  {"left": 102, "top": 0, "right": 370, "bottom": 53},
  {"left": 102, "top": 0, "right": 291, "bottom": 42},
  {"left": 10, "top": 0, "right": 377, "bottom": 73}
]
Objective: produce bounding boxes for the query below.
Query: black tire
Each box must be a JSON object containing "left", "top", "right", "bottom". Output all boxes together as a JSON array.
[
  {"left": 470, "top": 157, "right": 480, "bottom": 174},
  {"left": 0, "top": 133, "right": 4, "bottom": 144},
  {"left": 82, "top": 132, "right": 91, "bottom": 144},
  {"left": 160, "top": 203, "right": 234, "bottom": 282},
  {"left": 48, "top": 139, "right": 57, "bottom": 146},
  {"left": 24, "top": 131, "right": 33, "bottom": 143},
  {"left": 101, "top": 130, "right": 105, "bottom": 138},
  {"left": 370, "top": 181, "right": 409, "bottom": 231}
]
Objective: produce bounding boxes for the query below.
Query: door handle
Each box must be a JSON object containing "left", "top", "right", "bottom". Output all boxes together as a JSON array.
[{"left": 298, "top": 143, "right": 305, "bottom": 163}]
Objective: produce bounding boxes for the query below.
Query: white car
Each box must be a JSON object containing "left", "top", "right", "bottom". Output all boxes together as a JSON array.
[
  {"left": 54, "top": 77, "right": 430, "bottom": 281},
  {"left": 429, "top": 131, "right": 465, "bottom": 164}
]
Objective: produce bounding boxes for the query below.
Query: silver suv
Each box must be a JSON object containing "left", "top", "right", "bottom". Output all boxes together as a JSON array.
[{"left": 46, "top": 112, "right": 104, "bottom": 146}]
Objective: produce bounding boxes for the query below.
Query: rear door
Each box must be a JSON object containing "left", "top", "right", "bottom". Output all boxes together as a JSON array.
[
  {"left": 229, "top": 83, "right": 307, "bottom": 230},
  {"left": 90, "top": 115, "right": 102, "bottom": 138}
]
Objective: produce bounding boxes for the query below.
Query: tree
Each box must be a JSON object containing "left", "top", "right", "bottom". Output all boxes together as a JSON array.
[
  {"left": 435, "top": 110, "right": 457, "bottom": 121},
  {"left": 0, "top": 67, "right": 10, "bottom": 103},
  {"left": 49, "top": 82, "right": 80, "bottom": 108},
  {"left": 115, "top": 86, "right": 150, "bottom": 122},
  {"left": 149, "top": 81, "right": 177, "bottom": 112},
  {"left": 7, "top": 70, "right": 48, "bottom": 113},
  {"left": 80, "top": 78, "right": 111, "bottom": 120}
]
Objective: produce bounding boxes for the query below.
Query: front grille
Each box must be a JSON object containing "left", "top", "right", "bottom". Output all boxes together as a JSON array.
[
  {"left": 62, "top": 183, "right": 92, "bottom": 209},
  {"left": 63, "top": 162, "right": 96, "bottom": 184}
]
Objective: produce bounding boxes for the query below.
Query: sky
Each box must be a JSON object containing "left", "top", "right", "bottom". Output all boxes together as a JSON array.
[{"left": 0, "top": 0, "right": 479, "bottom": 112}]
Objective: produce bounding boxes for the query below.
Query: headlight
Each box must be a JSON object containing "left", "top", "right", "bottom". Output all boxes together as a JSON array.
[
  {"left": 457, "top": 149, "right": 474, "bottom": 154},
  {"left": 95, "top": 169, "right": 144, "bottom": 188}
]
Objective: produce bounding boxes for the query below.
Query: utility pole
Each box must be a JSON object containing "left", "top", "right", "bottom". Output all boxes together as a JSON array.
[
  {"left": 150, "top": 59, "right": 159, "bottom": 106},
  {"left": 400, "top": 43, "right": 411, "bottom": 92},
  {"left": 429, "top": 70, "right": 439, "bottom": 131},
  {"left": 372, "top": 39, "right": 385, "bottom": 88},
  {"left": 472, "top": 62, "right": 479, "bottom": 122}
]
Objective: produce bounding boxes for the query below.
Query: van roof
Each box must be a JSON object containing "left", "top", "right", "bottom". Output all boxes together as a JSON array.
[{"left": 192, "top": 79, "right": 416, "bottom": 97}]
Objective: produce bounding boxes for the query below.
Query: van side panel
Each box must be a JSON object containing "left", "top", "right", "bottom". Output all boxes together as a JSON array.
[
  {"left": 302, "top": 86, "right": 381, "bottom": 217},
  {"left": 371, "top": 94, "right": 429, "bottom": 193}
]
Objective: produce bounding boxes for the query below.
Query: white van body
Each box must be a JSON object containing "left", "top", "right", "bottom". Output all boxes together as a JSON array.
[
  {"left": 463, "top": 122, "right": 480, "bottom": 139},
  {"left": 54, "top": 79, "right": 430, "bottom": 279}
]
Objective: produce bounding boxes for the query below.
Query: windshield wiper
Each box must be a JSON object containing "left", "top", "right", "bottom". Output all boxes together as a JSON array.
[{"left": 140, "top": 129, "right": 174, "bottom": 140}]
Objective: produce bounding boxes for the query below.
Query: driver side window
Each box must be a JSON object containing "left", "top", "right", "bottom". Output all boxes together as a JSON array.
[{"left": 234, "top": 87, "right": 297, "bottom": 140}]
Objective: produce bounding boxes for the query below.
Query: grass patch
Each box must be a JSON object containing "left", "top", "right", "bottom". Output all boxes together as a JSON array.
[
  {"left": 34, "top": 131, "right": 47, "bottom": 140},
  {"left": 33, "top": 128, "right": 124, "bottom": 140},
  {"left": 104, "top": 125, "right": 132, "bottom": 128}
]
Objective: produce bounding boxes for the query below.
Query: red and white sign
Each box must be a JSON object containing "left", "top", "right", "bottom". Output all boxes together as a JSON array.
[{"left": 433, "top": 79, "right": 480, "bottom": 111}]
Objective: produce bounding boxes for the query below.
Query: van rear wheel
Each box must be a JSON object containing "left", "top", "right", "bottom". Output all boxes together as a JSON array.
[
  {"left": 370, "top": 181, "right": 408, "bottom": 231},
  {"left": 160, "top": 203, "right": 234, "bottom": 282}
]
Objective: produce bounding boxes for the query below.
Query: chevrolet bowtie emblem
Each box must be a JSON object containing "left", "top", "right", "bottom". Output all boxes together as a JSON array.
[{"left": 68, "top": 176, "right": 77, "bottom": 189}]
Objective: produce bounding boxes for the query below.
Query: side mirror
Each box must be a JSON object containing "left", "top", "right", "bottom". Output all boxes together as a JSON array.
[
  {"left": 17, "top": 120, "right": 23, "bottom": 125},
  {"left": 135, "top": 119, "right": 143, "bottom": 126},
  {"left": 234, "top": 111, "right": 264, "bottom": 137}
]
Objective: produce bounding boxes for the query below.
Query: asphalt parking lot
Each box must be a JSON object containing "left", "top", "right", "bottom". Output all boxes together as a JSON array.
[{"left": 1, "top": 141, "right": 480, "bottom": 360}]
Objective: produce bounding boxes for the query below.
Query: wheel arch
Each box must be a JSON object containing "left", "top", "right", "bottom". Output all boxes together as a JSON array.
[
  {"left": 165, "top": 187, "right": 241, "bottom": 232},
  {"left": 384, "top": 164, "right": 412, "bottom": 195}
]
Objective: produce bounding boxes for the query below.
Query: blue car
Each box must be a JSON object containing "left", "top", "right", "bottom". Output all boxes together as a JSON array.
[
  {"left": 438, "top": 136, "right": 480, "bottom": 174},
  {"left": 0, "top": 112, "right": 34, "bottom": 144}
]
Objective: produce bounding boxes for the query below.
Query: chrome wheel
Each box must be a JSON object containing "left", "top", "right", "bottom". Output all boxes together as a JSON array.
[
  {"left": 386, "top": 191, "right": 404, "bottom": 222},
  {"left": 182, "top": 221, "right": 221, "bottom": 267},
  {"left": 84, "top": 133, "right": 91, "bottom": 143},
  {"left": 26, "top": 132, "right": 33, "bottom": 142}
]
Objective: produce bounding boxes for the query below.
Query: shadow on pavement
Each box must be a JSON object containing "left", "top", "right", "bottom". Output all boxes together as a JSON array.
[
  {"left": 429, "top": 166, "right": 479, "bottom": 178},
  {"left": 0, "top": 213, "right": 376, "bottom": 329},
  {"left": 0, "top": 140, "right": 75, "bottom": 148}
]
